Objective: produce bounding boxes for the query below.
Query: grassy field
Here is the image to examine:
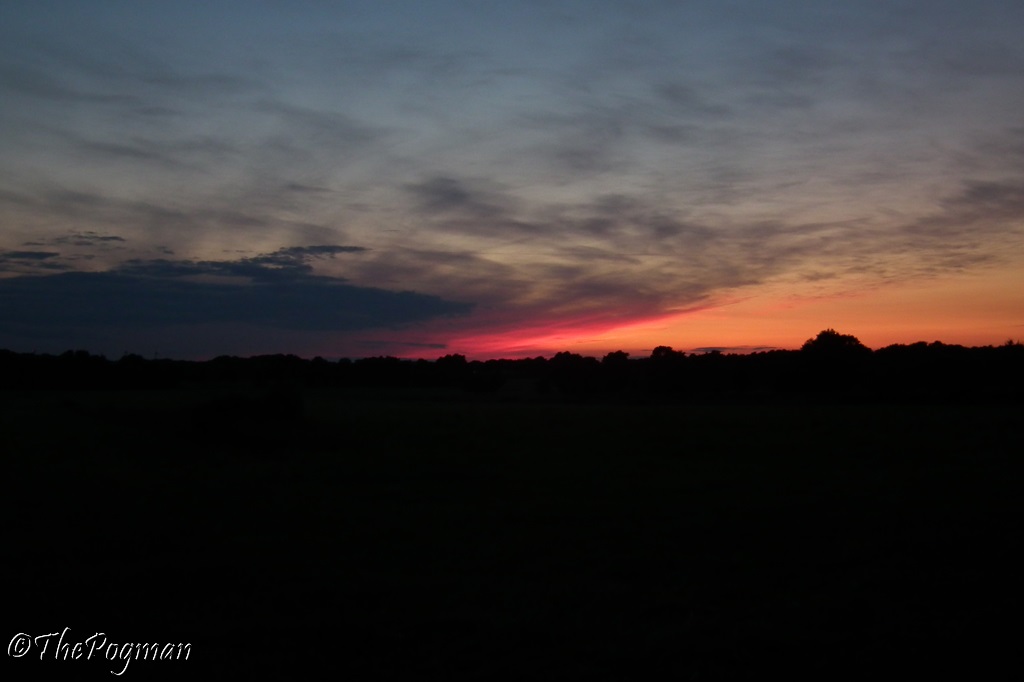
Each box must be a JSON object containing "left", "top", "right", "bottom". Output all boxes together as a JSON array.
[{"left": 4, "top": 388, "right": 1021, "bottom": 678}]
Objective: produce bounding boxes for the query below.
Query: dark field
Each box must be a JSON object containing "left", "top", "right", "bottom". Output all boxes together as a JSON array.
[{"left": 4, "top": 388, "right": 1022, "bottom": 679}]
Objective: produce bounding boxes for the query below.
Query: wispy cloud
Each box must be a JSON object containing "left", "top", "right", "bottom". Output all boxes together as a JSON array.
[{"left": 1, "top": 250, "right": 59, "bottom": 260}]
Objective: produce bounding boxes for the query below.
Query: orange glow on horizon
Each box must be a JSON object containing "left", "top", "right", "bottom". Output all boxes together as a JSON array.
[
  {"left": 434, "top": 269, "right": 1024, "bottom": 360},
  {"left": 442, "top": 310, "right": 692, "bottom": 359}
]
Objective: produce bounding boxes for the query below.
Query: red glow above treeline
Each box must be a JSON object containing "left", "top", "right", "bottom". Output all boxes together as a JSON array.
[{"left": 379, "top": 276, "right": 1024, "bottom": 361}]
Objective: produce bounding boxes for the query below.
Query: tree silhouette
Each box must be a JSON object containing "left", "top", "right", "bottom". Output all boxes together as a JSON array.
[
  {"left": 798, "top": 329, "right": 873, "bottom": 396},
  {"left": 801, "top": 329, "right": 871, "bottom": 357},
  {"left": 601, "top": 350, "right": 630, "bottom": 366},
  {"left": 650, "top": 345, "right": 686, "bottom": 361}
]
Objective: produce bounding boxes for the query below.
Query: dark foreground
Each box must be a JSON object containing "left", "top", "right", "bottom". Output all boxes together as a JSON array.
[{"left": 4, "top": 388, "right": 1021, "bottom": 679}]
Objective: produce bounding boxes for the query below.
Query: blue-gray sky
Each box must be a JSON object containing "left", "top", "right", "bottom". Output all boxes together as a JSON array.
[{"left": 2, "top": 1, "right": 1023, "bottom": 358}]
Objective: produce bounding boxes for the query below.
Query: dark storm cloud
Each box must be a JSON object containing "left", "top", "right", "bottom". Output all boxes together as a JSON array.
[
  {"left": 0, "top": 249, "right": 68, "bottom": 275},
  {"left": 0, "top": 270, "right": 469, "bottom": 333},
  {"left": 0, "top": 245, "right": 471, "bottom": 342}
]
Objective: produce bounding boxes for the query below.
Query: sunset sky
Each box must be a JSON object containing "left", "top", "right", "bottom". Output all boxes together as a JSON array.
[{"left": 2, "top": 1, "right": 1023, "bottom": 359}]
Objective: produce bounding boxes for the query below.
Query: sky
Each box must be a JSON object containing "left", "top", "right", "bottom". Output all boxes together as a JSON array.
[{"left": 2, "top": 0, "right": 1023, "bottom": 360}]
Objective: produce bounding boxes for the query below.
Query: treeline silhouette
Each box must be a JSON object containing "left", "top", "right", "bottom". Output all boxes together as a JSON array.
[{"left": 2, "top": 329, "right": 1022, "bottom": 403}]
